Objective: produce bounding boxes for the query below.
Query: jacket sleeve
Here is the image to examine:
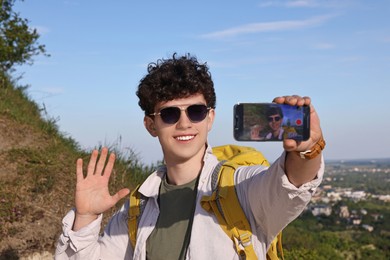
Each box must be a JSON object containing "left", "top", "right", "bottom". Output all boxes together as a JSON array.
[
  {"left": 55, "top": 200, "right": 133, "bottom": 260},
  {"left": 235, "top": 151, "right": 324, "bottom": 246}
]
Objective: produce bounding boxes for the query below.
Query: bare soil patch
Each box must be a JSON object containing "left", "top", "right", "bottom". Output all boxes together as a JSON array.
[{"left": 0, "top": 115, "right": 79, "bottom": 258}]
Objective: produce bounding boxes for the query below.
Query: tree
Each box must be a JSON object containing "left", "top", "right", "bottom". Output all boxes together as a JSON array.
[{"left": 0, "top": 0, "right": 47, "bottom": 73}]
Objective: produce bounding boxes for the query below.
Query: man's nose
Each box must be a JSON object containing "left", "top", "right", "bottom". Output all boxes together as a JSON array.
[{"left": 176, "top": 110, "right": 192, "bottom": 128}]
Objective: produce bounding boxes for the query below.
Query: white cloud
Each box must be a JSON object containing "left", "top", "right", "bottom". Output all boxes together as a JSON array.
[
  {"left": 287, "top": 0, "right": 317, "bottom": 7},
  {"left": 259, "top": 0, "right": 348, "bottom": 8},
  {"left": 339, "top": 56, "right": 363, "bottom": 63},
  {"left": 383, "top": 36, "right": 390, "bottom": 43},
  {"left": 259, "top": 0, "right": 318, "bottom": 8},
  {"left": 200, "top": 15, "right": 333, "bottom": 39},
  {"left": 63, "top": 1, "right": 80, "bottom": 6},
  {"left": 33, "top": 25, "right": 50, "bottom": 35},
  {"left": 313, "top": 43, "right": 335, "bottom": 50},
  {"left": 28, "top": 87, "right": 64, "bottom": 103},
  {"left": 258, "top": 1, "right": 279, "bottom": 8},
  {"left": 40, "top": 87, "right": 65, "bottom": 95}
]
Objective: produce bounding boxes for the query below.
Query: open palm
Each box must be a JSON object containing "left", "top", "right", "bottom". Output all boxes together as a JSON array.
[{"left": 75, "top": 147, "right": 130, "bottom": 217}]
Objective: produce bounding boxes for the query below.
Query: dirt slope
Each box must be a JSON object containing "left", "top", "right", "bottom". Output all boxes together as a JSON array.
[
  {"left": 0, "top": 82, "right": 84, "bottom": 258},
  {"left": 0, "top": 75, "right": 148, "bottom": 259}
]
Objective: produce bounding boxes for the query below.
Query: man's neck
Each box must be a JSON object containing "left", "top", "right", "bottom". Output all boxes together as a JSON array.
[
  {"left": 163, "top": 146, "right": 206, "bottom": 185},
  {"left": 164, "top": 159, "right": 203, "bottom": 185},
  {"left": 273, "top": 128, "right": 281, "bottom": 137}
]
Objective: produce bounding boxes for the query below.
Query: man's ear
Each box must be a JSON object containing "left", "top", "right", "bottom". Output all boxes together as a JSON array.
[
  {"left": 144, "top": 116, "right": 158, "bottom": 137},
  {"left": 207, "top": 109, "right": 215, "bottom": 132}
]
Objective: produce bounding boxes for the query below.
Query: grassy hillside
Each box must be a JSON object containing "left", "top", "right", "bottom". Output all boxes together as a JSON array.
[{"left": 0, "top": 73, "right": 153, "bottom": 259}]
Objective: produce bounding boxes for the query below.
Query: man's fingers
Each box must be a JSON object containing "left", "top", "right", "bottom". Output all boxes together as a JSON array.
[
  {"left": 112, "top": 188, "right": 130, "bottom": 203},
  {"left": 302, "top": 96, "right": 311, "bottom": 106},
  {"left": 293, "top": 95, "right": 308, "bottom": 106},
  {"left": 283, "top": 139, "right": 298, "bottom": 152},
  {"left": 76, "top": 158, "right": 84, "bottom": 183},
  {"left": 95, "top": 147, "right": 109, "bottom": 176},
  {"left": 272, "top": 96, "right": 283, "bottom": 103},
  {"left": 103, "top": 153, "right": 116, "bottom": 179},
  {"left": 87, "top": 149, "right": 99, "bottom": 176},
  {"left": 273, "top": 95, "right": 311, "bottom": 107}
]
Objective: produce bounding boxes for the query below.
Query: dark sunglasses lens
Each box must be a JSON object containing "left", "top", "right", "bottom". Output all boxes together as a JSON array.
[
  {"left": 268, "top": 116, "right": 281, "bottom": 122},
  {"left": 160, "top": 107, "right": 181, "bottom": 124},
  {"left": 187, "top": 105, "right": 208, "bottom": 122}
]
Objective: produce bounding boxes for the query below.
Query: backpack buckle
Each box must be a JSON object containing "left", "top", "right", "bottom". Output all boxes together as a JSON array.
[{"left": 238, "top": 232, "right": 252, "bottom": 247}]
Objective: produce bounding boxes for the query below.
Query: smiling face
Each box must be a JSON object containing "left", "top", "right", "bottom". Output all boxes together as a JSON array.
[
  {"left": 268, "top": 114, "right": 282, "bottom": 132},
  {"left": 144, "top": 93, "right": 215, "bottom": 165}
]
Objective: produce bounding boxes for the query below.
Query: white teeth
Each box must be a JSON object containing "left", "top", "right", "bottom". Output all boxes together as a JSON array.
[{"left": 176, "top": 135, "right": 194, "bottom": 141}]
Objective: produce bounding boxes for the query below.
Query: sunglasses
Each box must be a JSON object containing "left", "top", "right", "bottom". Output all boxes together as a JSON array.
[
  {"left": 150, "top": 104, "right": 211, "bottom": 124},
  {"left": 268, "top": 116, "right": 281, "bottom": 122}
]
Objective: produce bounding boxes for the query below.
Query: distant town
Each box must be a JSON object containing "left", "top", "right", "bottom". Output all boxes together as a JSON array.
[{"left": 306, "top": 158, "right": 390, "bottom": 233}]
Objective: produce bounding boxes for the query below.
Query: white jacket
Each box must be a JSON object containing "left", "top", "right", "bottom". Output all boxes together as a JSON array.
[{"left": 55, "top": 146, "right": 324, "bottom": 259}]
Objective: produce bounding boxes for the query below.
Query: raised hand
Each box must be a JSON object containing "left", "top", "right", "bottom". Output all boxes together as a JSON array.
[
  {"left": 272, "top": 95, "right": 324, "bottom": 187},
  {"left": 272, "top": 95, "right": 322, "bottom": 153},
  {"left": 73, "top": 147, "right": 130, "bottom": 231}
]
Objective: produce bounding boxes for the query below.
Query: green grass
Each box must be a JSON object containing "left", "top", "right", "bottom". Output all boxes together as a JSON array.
[{"left": 0, "top": 71, "right": 156, "bottom": 257}]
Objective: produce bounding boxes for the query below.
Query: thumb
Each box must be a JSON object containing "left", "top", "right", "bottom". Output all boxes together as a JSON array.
[{"left": 112, "top": 188, "right": 131, "bottom": 203}]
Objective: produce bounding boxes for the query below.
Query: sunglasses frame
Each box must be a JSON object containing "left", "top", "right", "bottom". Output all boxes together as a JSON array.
[
  {"left": 267, "top": 116, "right": 281, "bottom": 122},
  {"left": 150, "top": 104, "right": 212, "bottom": 124}
]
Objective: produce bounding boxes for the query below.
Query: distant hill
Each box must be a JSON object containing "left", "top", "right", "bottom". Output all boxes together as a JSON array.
[{"left": 326, "top": 158, "right": 390, "bottom": 167}]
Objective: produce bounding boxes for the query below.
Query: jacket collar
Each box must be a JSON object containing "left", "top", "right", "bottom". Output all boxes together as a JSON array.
[{"left": 138, "top": 144, "right": 219, "bottom": 198}]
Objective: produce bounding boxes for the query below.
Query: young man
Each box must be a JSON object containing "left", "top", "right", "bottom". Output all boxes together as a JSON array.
[
  {"left": 264, "top": 106, "right": 284, "bottom": 140},
  {"left": 55, "top": 54, "right": 325, "bottom": 259}
]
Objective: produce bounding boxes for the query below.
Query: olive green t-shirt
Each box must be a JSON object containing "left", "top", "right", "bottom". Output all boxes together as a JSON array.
[{"left": 146, "top": 176, "right": 198, "bottom": 260}]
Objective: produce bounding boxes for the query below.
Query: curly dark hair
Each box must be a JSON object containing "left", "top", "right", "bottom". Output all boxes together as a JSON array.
[
  {"left": 136, "top": 53, "right": 216, "bottom": 115},
  {"left": 266, "top": 105, "right": 284, "bottom": 118}
]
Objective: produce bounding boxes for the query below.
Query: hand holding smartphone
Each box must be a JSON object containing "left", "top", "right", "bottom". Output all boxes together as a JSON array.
[{"left": 234, "top": 103, "right": 310, "bottom": 142}]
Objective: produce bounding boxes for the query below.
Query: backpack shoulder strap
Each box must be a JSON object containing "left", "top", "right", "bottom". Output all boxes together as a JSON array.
[
  {"left": 267, "top": 233, "right": 284, "bottom": 260},
  {"left": 202, "top": 161, "right": 284, "bottom": 260},
  {"left": 201, "top": 161, "right": 258, "bottom": 259},
  {"left": 128, "top": 184, "right": 147, "bottom": 249}
]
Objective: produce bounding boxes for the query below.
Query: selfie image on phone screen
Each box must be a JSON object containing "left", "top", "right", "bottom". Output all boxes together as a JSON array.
[{"left": 234, "top": 103, "right": 310, "bottom": 142}]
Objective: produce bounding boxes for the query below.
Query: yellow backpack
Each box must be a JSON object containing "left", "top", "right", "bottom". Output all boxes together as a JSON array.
[
  {"left": 202, "top": 145, "right": 284, "bottom": 260},
  {"left": 128, "top": 144, "right": 284, "bottom": 260}
]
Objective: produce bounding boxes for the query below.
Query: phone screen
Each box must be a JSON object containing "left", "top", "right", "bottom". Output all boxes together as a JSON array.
[{"left": 234, "top": 103, "right": 310, "bottom": 141}]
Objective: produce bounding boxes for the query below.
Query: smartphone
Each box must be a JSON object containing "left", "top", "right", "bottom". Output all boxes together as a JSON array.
[{"left": 233, "top": 103, "right": 310, "bottom": 141}]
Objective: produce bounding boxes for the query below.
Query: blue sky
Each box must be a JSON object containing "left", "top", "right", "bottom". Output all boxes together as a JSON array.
[{"left": 14, "top": 0, "right": 390, "bottom": 164}]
